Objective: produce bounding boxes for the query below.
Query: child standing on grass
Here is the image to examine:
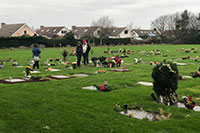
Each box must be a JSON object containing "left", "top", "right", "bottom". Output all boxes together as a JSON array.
[
  {"left": 32, "top": 44, "right": 41, "bottom": 69},
  {"left": 76, "top": 42, "right": 83, "bottom": 67}
]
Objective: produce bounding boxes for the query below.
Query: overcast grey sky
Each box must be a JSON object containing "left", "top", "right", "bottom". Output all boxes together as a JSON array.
[{"left": 1, "top": 0, "right": 200, "bottom": 29}]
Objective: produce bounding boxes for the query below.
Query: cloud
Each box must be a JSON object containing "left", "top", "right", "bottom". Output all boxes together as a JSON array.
[{"left": 0, "top": 0, "right": 200, "bottom": 29}]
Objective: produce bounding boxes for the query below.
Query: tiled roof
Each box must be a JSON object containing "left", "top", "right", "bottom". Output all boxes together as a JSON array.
[
  {"left": 132, "top": 29, "right": 158, "bottom": 37},
  {"left": 0, "top": 23, "right": 25, "bottom": 37},
  {"left": 109, "top": 27, "right": 126, "bottom": 36},
  {"left": 72, "top": 26, "right": 99, "bottom": 37},
  {"left": 37, "top": 26, "right": 65, "bottom": 38}
]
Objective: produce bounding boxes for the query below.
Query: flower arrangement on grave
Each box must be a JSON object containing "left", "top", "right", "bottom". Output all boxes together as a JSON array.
[
  {"left": 108, "top": 57, "right": 116, "bottom": 67},
  {"left": 46, "top": 67, "right": 53, "bottom": 71},
  {"left": 182, "top": 56, "right": 190, "bottom": 60},
  {"left": 94, "top": 84, "right": 114, "bottom": 92},
  {"left": 71, "top": 62, "right": 77, "bottom": 69},
  {"left": 152, "top": 62, "right": 179, "bottom": 105},
  {"left": 182, "top": 96, "right": 196, "bottom": 110},
  {"left": 12, "top": 61, "right": 19, "bottom": 66},
  {"left": 55, "top": 57, "right": 60, "bottom": 61},
  {"left": 185, "top": 49, "right": 190, "bottom": 53},
  {"left": 25, "top": 66, "right": 32, "bottom": 76},
  {"left": 191, "top": 72, "right": 200, "bottom": 78},
  {"left": 150, "top": 62, "right": 158, "bottom": 66},
  {"left": 62, "top": 49, "right": 68, "bottom": 60},
  {"left": 155, "top": 52, "right": 161, "bottom": 55},
  {"left": 49, "top": 58, "right": 53, "bottom": 62},
  {"left": 98, "top": 70, "right": 106, "bottom": 73}
]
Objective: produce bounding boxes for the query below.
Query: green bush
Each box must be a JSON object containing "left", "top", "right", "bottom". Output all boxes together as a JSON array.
[{"left": 152, "top": 62, "right": 179, "bottom": 105}]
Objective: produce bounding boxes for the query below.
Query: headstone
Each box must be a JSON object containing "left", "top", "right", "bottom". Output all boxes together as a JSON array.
[
  {"left": 16, "top": 66, "right": 25, "bottom": 68},
  {"left": 0, "top": 64, "right": 4, "bottom": 69},
  {"left": 47, "top": 75, "right": 73, "bottom": 79},
  {"left": 182, "top": 76, "right": 192, "bottom": 79},
  {"left": 4, "top": 79, "right": 25, "bottom": 83},
  {"left": 137, "top": 81, "right": 153, "bottom": 86},
  {"left": 73, "top": 74, "right": 89, "bottom": 77},
  {"left": 109, "top": 69, "right": 131, "bottom": 72},
  {"left": 176, "top": 63, "right": 186, "bottom": 66},
  {"left": 82, "top": 86, "right": 97, "bottom": 91}
]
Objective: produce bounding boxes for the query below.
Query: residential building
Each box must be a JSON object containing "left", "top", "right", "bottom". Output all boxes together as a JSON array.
[
  {"left": 72, "top": 26, "right": 101, "bottom": 39},
  {"left": 108, "top": 27, "right": 133, "bottom": 38},
  {"left": 37, "top": 26, "right": 69, "bottom": 39},
  {"left": 132, "top": 29, "right": 159, "bottom": 40},
  {"left": 0, "top": 23, "right": 36, "bottom": 37}
]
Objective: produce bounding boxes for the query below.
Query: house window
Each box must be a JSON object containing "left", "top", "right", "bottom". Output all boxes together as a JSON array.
[
  {"left": 61, "top": 30, "right": 67, "bottom": 34},
  {"left": 124, "top": 30, "right": 128, "bottom": 34},
  {"left": 24, "top": 30, "right": 27, "bottom": 34}
]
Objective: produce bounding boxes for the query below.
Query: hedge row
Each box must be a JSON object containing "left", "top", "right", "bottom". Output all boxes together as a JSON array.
[{"left": 0, "top": 36, "right": 133, "bottom": 48}]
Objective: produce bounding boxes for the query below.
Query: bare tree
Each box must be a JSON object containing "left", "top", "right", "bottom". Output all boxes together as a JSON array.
[
  {"left": 91, "top": 16, "right": 114, "bottom": 45},
  {"left": 151, "top": 15, "right": 169, "bottom": 43}
]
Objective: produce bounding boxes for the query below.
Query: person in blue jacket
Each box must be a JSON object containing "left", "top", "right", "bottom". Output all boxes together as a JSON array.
[{"left": 32, "top": 44, "right": 41, "bottom": 69}]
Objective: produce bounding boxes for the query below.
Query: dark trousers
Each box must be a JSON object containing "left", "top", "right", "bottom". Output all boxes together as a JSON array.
[
  {"left": 77, "top": 54, "right": 82, "bottom": 67},
  {"left": 33, "top": 61, "right": 39, "bottom": 69},
  {"left": 83, "top": 53, "right": 89, "bottom": 65}
]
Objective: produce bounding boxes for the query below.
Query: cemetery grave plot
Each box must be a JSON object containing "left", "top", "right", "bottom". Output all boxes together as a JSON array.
[
  {"left": 115, "top": 104, "right": 171, "bottom": 121},
  {"left": 137, "top": 81, "right": 153, "bottom": 86},
  {"left": 0, "top": 78, "right": 49, "bottom": 84},
  {"left": 15, "top": 66, "right": 25, "bottom": 68},
  {"left": 109, "top": 69, "right": 132, "bottom": 72},
  {"left": 73, "top": 74, "right": 89, "bottom": 78},
  {"left": 82, "top": 86, "right": 97, "bottom": 91},
  {"left": 46, "top": 75, "right": 74, "bottom": 80},
  {"left": 119, "top": 109, "right": 171, "bottom": 121},
  {"left": 23, "top": 71, "right": 41, "bottom": 74},
  {"left": 176, "top": 102, "right": 200, "bottom": 111},
  {"left": 82, "top": 84, "right": 115, "bottom": 92}
]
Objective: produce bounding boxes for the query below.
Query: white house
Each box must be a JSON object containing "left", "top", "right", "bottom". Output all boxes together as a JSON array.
[
  {"left": 37, "top": 26, "right": 69, "bottom": 39},
  {"left": 108, "top": 27, "right": 133, "bottom": 38}
]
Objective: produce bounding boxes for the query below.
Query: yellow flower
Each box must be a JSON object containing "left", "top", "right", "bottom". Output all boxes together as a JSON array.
[
  {"left": 187, "top": 101, "right": 191, "bottom": 104},
  {"left": 26, "top": 66, "right": 30, "bottom": 68}
]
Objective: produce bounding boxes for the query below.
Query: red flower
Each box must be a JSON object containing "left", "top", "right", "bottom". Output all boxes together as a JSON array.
[
  {"left": 99, "top": 85, "right": 105, "bottom": 90},
  {"left": 188, "top": 97, "right": 193, "bottom": 101}
]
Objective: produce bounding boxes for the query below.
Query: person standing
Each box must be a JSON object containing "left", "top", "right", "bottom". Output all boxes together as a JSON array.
[
  {"left": 32, "top": 44, "right": 41, "bottom": 69},
  {"left": 82, "top": 40, "right": 91, "bottom": 65},
  {"left": 76, "top": 42, "right": 83, "bottom": 67}
]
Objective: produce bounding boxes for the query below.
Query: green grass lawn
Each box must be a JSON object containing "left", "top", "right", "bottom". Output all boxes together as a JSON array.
[{"left": 1, "top": 44, "right": 200, "bottom": 132}]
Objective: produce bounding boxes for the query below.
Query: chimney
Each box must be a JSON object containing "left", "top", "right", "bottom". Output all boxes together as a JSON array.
[
  {"left": 40, "top": 25, "right": 44, "bottom": 29},
  {"left": 1, "top": 23, "right": 6, "bottom": 28},
  {"left": 72, "top": 26, "right": 76, "bottom": 30}
]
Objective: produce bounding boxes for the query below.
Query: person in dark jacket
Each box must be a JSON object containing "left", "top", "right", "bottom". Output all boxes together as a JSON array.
[
  {"left": 76, "top": 42, "right": 83, "bottom": 67},
  {"left": 82, "top": 40, "right": 91, "bottom": 65},
  {"left": 32, "top": 44, "right": 41, "bottom": 69}
]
